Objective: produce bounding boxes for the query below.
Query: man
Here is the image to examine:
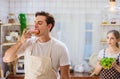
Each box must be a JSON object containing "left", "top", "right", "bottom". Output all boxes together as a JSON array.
[{"left": 3, "top": 11, "right": 71, "bottom": 79}]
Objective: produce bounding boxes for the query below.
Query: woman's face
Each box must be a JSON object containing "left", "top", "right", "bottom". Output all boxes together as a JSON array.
[{"left": 106, "top": 32, "right": 118, "bottom": 47}]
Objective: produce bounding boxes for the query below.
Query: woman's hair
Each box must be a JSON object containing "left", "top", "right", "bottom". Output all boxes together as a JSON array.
[{"left": 107, "top": 30, "right": 120, "bottom": 48}]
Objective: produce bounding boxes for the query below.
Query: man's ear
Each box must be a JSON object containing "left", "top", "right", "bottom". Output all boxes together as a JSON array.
[
  {"left": 48, "top": 24, "right": 52, "bottom": 31},
  {"left": 118, "top": 38, "right": 120, "bottom": 42},
  {"left": 117, "top": 38, "right": 120, "bottom": 43}
]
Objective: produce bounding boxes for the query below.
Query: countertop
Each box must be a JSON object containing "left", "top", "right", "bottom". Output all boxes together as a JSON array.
[
  {"left": 7, "top": 72, "right": 99, "bottom": 79},
  {"left": 70, "top": 72, "right": 99, "bottom": 79}
]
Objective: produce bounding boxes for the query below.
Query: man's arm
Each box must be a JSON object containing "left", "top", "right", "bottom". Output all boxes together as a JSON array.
[
  {"left": 3, "top": 29, "right": 29, "bottom": 63},
  {"left": 3, "top": 40, "right": 23, "bottom": 62},
  {"left": 60, "top": 65, "right": 71, "bottom": 79}
]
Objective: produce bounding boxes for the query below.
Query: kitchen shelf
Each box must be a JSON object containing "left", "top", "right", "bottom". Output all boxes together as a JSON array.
[
  {"left": 100, "top": 39, "right": 107, "bottom": 43},
  {"left": 1, "top": 42, "right": 16, "bottom": 46},
  {"left": 1, "top": 23, "right": 20, "bottom": 27},
  {"left": 101, "top": 24, "right": 120, "bottom": 26},
  {"left": 0, "top": 22, "right": 21, "bottom": 77},
  {"left": 1, "top": 23, "right": 34, "bottom": 27}
]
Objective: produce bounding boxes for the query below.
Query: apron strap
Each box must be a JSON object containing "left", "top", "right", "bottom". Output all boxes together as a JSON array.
[
  {"left": 103, "top": 49, "right": 106, "bottom": 58},
  {"left": 48, "top": 40, "right": 52, "bottom": 57},
  {"left": 117, "top": 53, "right": 120, "bottom": 65},
  {"left": 30, "top": 40, "right": 38, "bottom": 55}
]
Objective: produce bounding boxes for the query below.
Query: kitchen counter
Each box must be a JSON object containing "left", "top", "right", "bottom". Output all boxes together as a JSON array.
[
  {"left": 7, "top": 72, "right": 99, "bottom": 79},
  {"left": 70, "top": 72, "right": 99, "bottom": 79}
]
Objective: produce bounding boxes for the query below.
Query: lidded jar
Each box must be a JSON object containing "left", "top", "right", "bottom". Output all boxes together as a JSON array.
[{"left": 7, "top": 13, "right": 17, "bottom": 23}]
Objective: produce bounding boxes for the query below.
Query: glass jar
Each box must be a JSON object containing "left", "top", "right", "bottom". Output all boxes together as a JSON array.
[{"left": 7, "top": 13, "right": 17, "bottom": 23}]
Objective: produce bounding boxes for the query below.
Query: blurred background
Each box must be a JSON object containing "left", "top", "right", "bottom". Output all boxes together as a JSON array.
[{"left": 0, "top": 0, "right": 120, "bottom": 77}]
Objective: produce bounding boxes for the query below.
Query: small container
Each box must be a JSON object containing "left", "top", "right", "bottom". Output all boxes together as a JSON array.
[
  {"left": 110, "top": 18, "right": 116, "bottom": 24},
  {"left": 7, "top": 13, "right": 16, "bottom": 23},
  {"left": 5, "top": 36, "right": 14, "bottom": 43}
]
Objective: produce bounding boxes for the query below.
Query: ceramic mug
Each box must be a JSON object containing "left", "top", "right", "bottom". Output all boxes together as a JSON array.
[{"left": 5, "top": 36, "right": 14, "bottom": 42}]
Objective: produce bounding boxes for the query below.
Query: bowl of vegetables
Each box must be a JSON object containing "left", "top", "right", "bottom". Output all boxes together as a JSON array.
[{"left": 100, "top": 57, "right": 115, "bottom": 69}]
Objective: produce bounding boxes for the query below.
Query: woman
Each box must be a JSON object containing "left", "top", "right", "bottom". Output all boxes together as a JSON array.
[{"left": 91, "top": 30, "right": 120, "bottom": 79}]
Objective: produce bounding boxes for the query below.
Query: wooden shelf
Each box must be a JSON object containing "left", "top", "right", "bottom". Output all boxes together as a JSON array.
[
  {"left": 101, "top": 24, "right": 120, "bottom": 26},
  {"left": 1, "top": 42, "right": 16, "bottom": 46},
  {"left": 1, "top": 23, "right": 20, "bottom": 27},
  {"left": 1, "top": 23, "right": 34, "bottom": 27},
  {"left": 100, "top": 40, "right": 107, "bottom": 43}
]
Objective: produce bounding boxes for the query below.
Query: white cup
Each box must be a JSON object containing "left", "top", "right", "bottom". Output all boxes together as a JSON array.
[{"left": 5, "top": 36, "right": 14, "bottom": 42}]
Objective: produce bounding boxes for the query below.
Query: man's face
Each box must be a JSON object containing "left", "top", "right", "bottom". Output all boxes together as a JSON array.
[{"left": 34, "top": 15, "right": 50, "bottom": 36}]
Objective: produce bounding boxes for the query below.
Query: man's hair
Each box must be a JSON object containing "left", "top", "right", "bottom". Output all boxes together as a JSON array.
[{"left": 35, "top": 11, "right": 55, "bottom": 32}]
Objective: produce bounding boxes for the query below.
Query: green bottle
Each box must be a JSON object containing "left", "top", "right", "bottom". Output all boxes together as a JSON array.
[{"left": 19, "top": 13, "right": 27, "bottom": 35}]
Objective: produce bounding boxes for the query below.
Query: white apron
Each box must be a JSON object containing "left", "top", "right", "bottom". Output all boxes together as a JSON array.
[{"left": 25, "top": 40, "right": 57, "bottom": 79}]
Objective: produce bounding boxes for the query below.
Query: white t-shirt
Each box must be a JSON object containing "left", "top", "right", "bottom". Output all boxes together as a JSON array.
[
  {"left": 16, "top": 36, "right": 70, "bottom": 74},
  {"left": 98, "top": 49, "right": 120, "bottom": 60}
]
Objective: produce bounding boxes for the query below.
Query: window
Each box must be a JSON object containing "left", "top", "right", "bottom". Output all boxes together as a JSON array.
[{"left": 84, "top": 22, "right": 93, "bottom": 59}]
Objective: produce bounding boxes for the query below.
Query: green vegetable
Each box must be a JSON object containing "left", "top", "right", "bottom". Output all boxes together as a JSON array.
[{"left": 100, "top": 57, "right": 115, "bottom": 69}]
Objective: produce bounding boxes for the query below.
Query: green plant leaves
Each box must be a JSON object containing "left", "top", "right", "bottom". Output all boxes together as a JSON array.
[{"left": 100, "top": 57, "right": 115, "bottom": 69}]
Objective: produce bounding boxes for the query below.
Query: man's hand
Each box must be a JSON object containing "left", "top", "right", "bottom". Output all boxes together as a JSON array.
[{"left": 20, "top": 28, "right": 32, "bottom": 44}]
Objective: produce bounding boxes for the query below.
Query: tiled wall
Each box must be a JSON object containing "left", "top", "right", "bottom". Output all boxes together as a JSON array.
[
  {"left": 9, "top": 0, "right": 108, "bottom": 14},
  {"left": 8, "top": 0, "right": 119, "bottom": 64},
  {"left": 0, "top": 0, "right": 9, "bottom": 23},
  {"left": 0, "top": 0, "right": 9, "bottom": 77},
  {"left": 8, "top": 0, "right": 120, "bottom": 65},
  {"left": 0, "top": 0, "right": 9, "bottom": 54}
]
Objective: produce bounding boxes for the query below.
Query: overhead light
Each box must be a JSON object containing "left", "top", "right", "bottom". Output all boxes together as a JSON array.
[{"left": 109, "top": 0, "right": 116, "bottom": 12}]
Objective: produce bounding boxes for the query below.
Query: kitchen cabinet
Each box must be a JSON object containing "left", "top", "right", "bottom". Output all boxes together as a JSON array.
[
  {"left": 0, "top": 23, "right": 34, "bottom": 77},
  {"left": 0, "top": 23, "right": 20, "bottom": 77},
  {"left": 6, "top": 72, "right": 99, "bottom": 79}
]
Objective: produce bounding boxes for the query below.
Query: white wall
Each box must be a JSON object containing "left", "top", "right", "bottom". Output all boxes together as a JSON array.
[
  {"left": 0, "top": 1, "right": 9, "bottom": 54},
  {"left": 0, "top": 0, "right": 9, "bottom": 23},
  {"left": 0, "top": 0, "right": 9, "bottom": 76},
  {"left": 8, "top": 0, "right": 120, "bottom": 65}
]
